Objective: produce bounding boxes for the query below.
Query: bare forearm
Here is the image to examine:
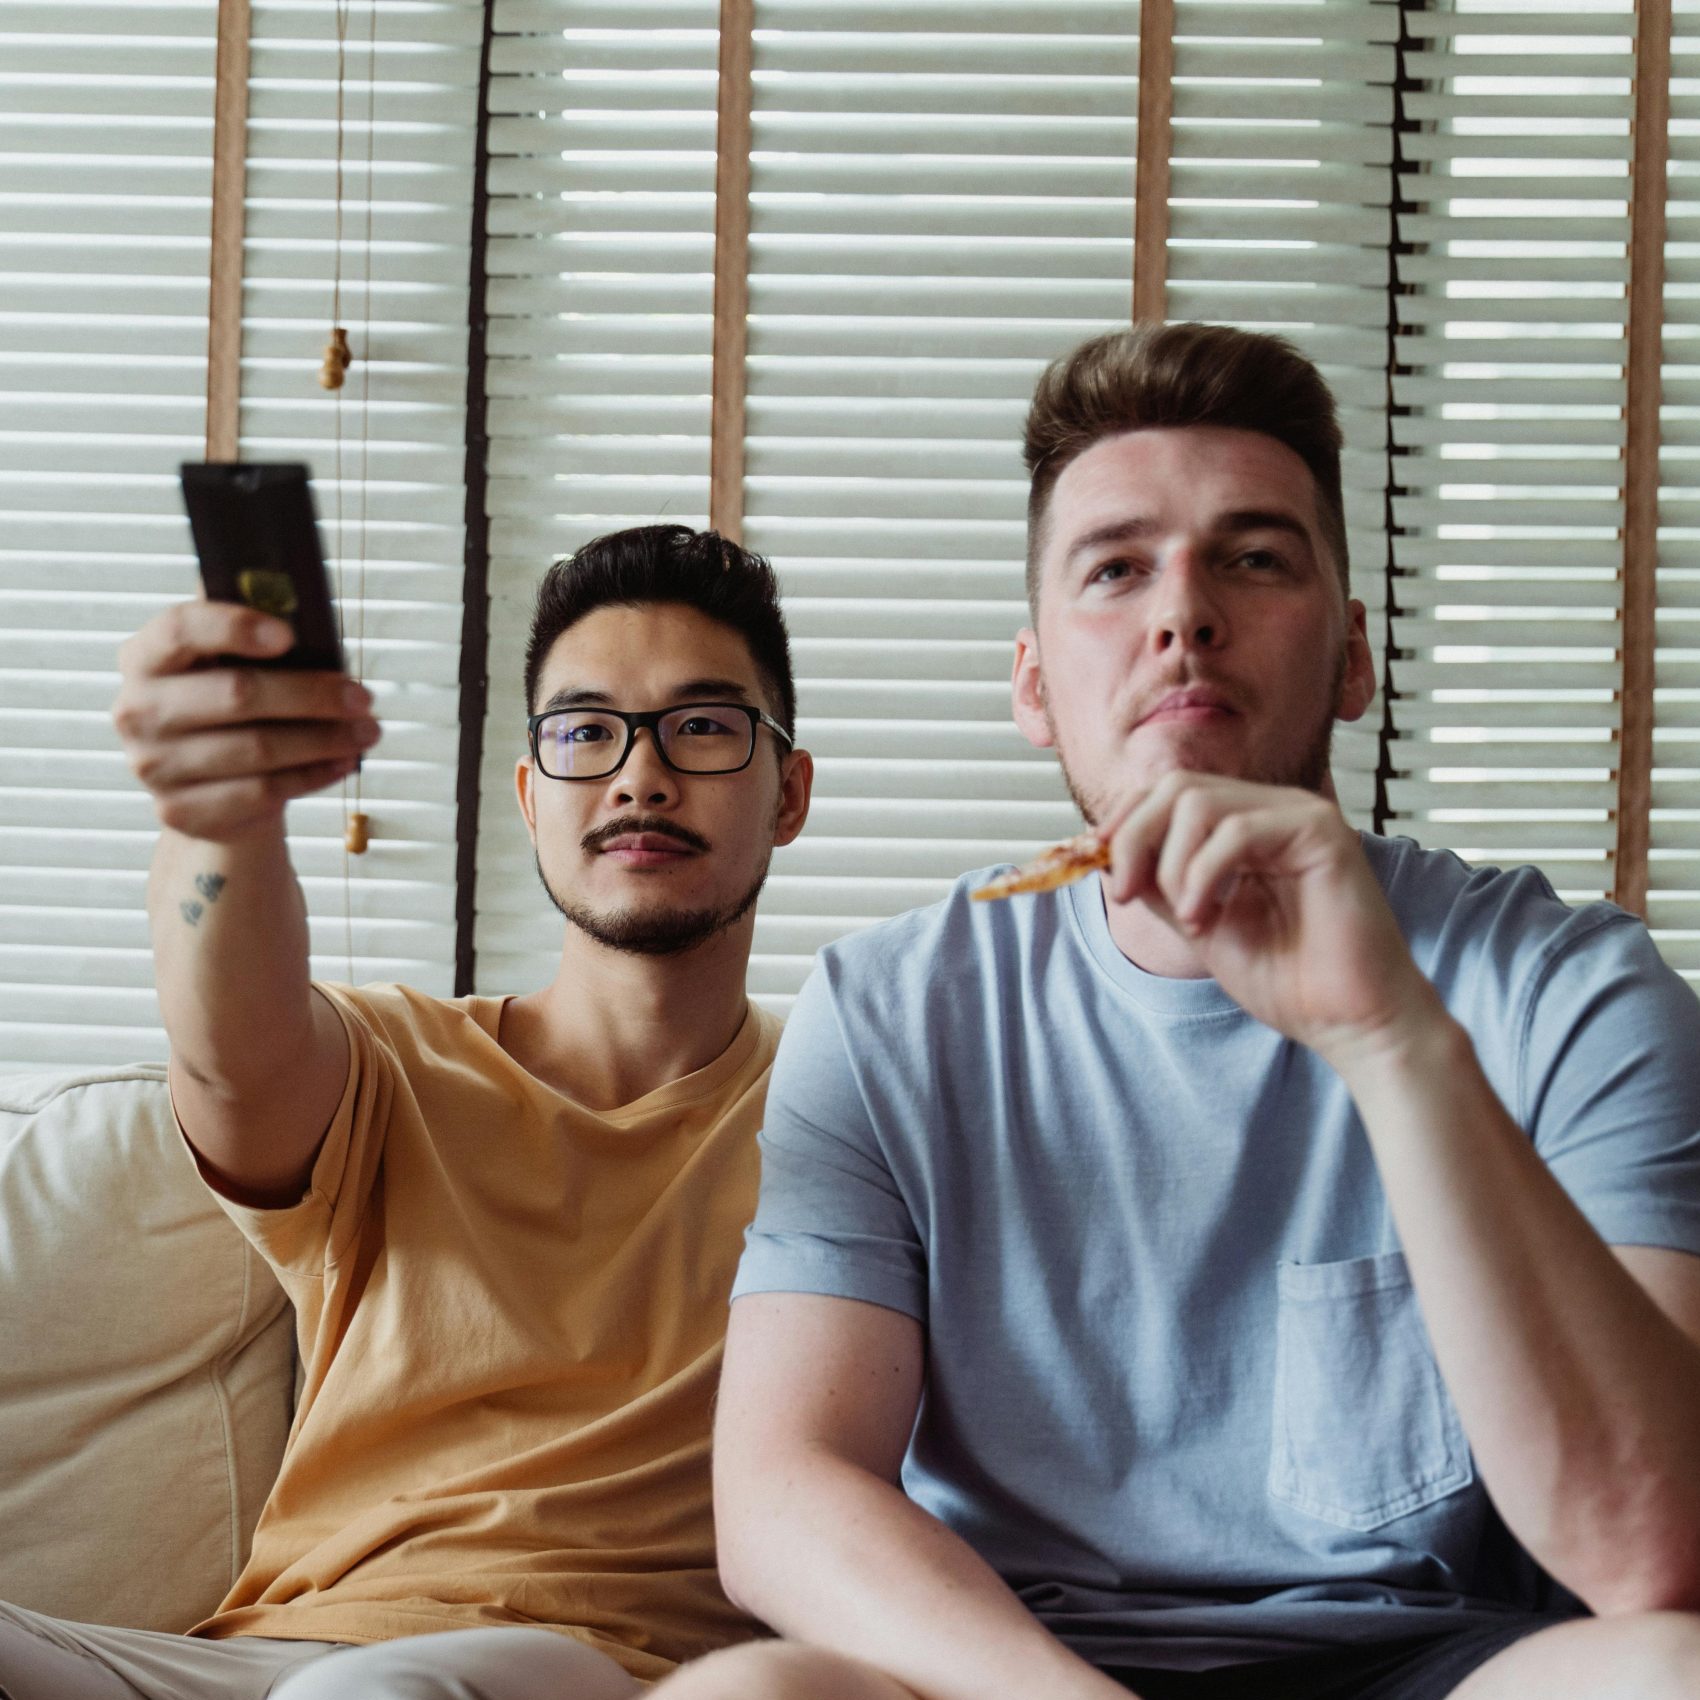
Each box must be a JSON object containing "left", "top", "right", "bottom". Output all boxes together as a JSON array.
[
  {"left": 146, "top": 821, "right": 353, "bottom": 1208},
  {"left": 719, "top": 1453, "right": 1127, "bottom": 1700},
  {"left": 1340, "top": 1014, "right": 1700, "bottom": 1610},
  {"left": 149, "top": 824, "right": 317, "bottom": 1087}
]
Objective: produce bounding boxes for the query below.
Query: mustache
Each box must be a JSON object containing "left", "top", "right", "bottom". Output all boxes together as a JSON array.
[
  {"left": 1128, "top": 669, "right": 1243, "bottom": 723},
  {"left": 581, "top": 815, "right": 711, "bottom": 855}
]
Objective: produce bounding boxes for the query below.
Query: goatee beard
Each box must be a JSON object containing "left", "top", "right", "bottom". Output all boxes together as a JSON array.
[{"left": 535, "top": 853, "right": 769, "bottom": 958}]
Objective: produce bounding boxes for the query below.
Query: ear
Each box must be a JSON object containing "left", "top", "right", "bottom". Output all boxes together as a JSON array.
[
  {"left": 515, "top": 754, "right": 539, "bottom": 847},
  {"left": 1334, "top": 599, "right": 1377, "bottom": 724},
  {"left": 1011, "top": 626, "right": 1055, "bottom": 750},
  {"left": 773, "top": 748, "right": 814, "bottom": 848}
]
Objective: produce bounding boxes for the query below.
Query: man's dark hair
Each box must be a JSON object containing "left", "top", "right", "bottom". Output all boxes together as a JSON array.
[
  {"left": 523, "top": 524, "right": 796, "bottom": 742},
  {"left": 1023, "top": 322, "right": 1350, "bottom": 606}
]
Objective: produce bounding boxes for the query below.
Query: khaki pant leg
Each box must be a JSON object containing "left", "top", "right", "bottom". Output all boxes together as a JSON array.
[
  {"left": 269, "top": 1628, "right": 645, "bottom": 1700},
  {"left": 0, "top": 1601, "right": 338, "bottom": 1700}
]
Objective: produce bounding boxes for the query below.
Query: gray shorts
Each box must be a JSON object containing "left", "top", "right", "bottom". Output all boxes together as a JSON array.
[
  {"left": 0, "top": 1601, "right": 644, "bottom": 1700},
  {"left": 1106, "top": 1620, "right": 1555, "bottom": 1700}
]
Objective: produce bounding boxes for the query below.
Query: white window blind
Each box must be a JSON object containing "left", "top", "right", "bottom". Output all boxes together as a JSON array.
[
  {"left": 1387, "top": 0, "right": 1635, "bottom": 904},
  {"left": 741, "top": 1, "right": 1142, "bottom": 1008},
  {"left": 0, "top": 2, "right": 219, "bottom": 1068},
  {"left": 0, "top": 0, "right": 481, "bottom": 1069},
  {"left": 478, "top": 1, "right": 720, "bottom": 994},
  {"left": 1166, "top": 0, "right": 1398, "bottom": 829},
  {"left": 240, "top": 0, "right": 482, "bottom": 994}
]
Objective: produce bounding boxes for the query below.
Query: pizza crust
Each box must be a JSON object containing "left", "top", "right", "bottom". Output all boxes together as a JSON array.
[{"left": 970, "top": 832, "right": 1111, "bottom": 901}]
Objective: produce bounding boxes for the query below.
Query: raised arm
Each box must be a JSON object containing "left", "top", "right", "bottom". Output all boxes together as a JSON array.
[
  {"left": 713, "top": 1291, "right": 1130, "bottom": 1700},
  {"left": 113, "top": 601, "right": 379, "bottom": 1202}
]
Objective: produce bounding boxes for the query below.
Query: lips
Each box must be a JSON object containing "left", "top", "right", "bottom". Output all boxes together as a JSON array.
[
  {"left": 600, "top": 833, "right": 695, "bottom": 854},
  {"left": 1137, "top": 686, "right": 1238, "bottom": 727},
  {"left": 582, "top": 814, "right": 711, "bottom": 864}
]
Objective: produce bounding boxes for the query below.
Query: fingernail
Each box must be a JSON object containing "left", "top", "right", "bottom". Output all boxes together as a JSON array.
[
  {"left": 344, "top": 681, "right": 372, "bottom": 712},
  {"left": 258, "top": 619, "right": 293, "bottom": 651},
  {"left": 354, "top": 718, "right": 381, "bottom": 746}
]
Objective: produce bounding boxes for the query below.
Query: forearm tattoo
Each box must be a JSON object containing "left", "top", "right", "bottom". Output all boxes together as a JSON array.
[{"left": 180, "top": 870, "right": 228, "bottom": 927}]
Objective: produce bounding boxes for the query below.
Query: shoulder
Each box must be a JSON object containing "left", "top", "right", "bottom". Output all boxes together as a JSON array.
[
  {"left": 1362, "top": 832, "right": 1682, "bottom": 1028},
  {"left": 1366, "top": 832, "right": 1631, "bottom": 961},
  {"left": 313, "top": 981, "right": 497, "bottom": 1061},
  {"left": 810, "top": 867, "right": 1042, "bottom": 1023}
]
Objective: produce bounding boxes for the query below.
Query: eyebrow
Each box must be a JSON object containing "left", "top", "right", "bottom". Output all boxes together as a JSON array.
[
  {"left": 1062, "top": 509, "right": 1316, "bottom": 572},
  {"left": 538, "top": 678, "right": 755, "bottom": 715}
]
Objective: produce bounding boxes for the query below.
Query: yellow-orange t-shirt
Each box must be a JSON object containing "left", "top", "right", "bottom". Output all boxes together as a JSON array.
[{"left": 188, "top": 982, "right": 780, "bottom": 1683}]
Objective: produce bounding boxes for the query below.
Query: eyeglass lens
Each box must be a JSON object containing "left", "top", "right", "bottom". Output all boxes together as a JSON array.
[{"left": 534, "top": 706, "right": 754, "bottom": 778}]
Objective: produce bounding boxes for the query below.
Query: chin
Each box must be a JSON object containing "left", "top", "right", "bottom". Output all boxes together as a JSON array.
[{"left": 535, "top": 850, "right": 768, "bottom": 958}]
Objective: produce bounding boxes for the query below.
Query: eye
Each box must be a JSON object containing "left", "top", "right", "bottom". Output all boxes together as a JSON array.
[
  {"left": 1087, "top": 557, "right": 1134, "bottom": 586},
  {"left": 1236, "top": 548, "right": 1286, "bottom": 572},
  {"left": 675, "top": 712, "right": 739, "bottom": 738},
  {"left": 562, "top": 720, "right": 612, "bottom": 743}
]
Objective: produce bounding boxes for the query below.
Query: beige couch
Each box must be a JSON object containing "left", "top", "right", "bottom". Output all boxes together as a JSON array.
[{"left": 0, "top": 1065, "right": 295, "bottom": 1631}]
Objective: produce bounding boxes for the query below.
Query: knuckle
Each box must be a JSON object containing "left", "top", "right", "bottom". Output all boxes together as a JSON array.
[
  {"left": 242, "top": 726, "right": 276, "bottom": 772},
  {"left": 164, "top": 602, "right": 198, "bottom": 654},
  {"left": 223, "top": 667, "right": 259, "bottom": 719},
  {"left": 110, "top": 692, "right": 148, "bottom": 743}
]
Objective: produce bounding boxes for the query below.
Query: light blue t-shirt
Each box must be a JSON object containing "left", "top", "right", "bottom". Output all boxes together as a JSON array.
[{"left": 733, "top": 833, "right": 1700, "bottom": 1672}]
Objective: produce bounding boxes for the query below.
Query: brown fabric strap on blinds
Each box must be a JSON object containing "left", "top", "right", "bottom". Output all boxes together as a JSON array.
[
  {"left": 1133, "top": 0, "right": 1172, "bottom": 321},
  {"left": 205, "top": 0, "right": 250, "bottom": 462},
  {"left": 1614, "top": 0, "right": 1671, "bottom": 916},
  {"left": 711, "top": 0, "right": 753, "bottom": 543}
]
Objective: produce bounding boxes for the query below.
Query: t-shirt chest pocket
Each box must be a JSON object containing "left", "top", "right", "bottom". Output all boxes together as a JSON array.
[{"left": 1268, "top": 1251, "right": 1474, "bottom": 1531}]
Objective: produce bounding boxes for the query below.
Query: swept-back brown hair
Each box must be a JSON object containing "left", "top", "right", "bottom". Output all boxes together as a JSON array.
[{"left": 1022, "top": 322, "right": 1350, "bottom": 606}]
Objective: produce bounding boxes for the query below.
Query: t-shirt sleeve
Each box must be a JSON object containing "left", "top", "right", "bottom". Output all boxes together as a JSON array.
[
  {"left": 732, "top": 957, "right": 927, "bottom": 1323},
  {"left": 1519, "top": 910, "right": 1700, "bottom": 1257},
  {"left": 191, "top": 982, "right": 396, "bottom": 1291}
]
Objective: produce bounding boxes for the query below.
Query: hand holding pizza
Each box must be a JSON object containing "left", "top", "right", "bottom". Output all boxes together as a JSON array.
[{"left": 1098, "top": 772, "right": 1445, "bottom": 1073}]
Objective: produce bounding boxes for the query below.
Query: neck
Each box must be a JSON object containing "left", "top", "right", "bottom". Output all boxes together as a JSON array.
[
  {"left": 500, "top": 915, "right": 754, "bottom": 1111},
  {"left": 1101, "top": 876, "right": 1212, "bottom": 979}
]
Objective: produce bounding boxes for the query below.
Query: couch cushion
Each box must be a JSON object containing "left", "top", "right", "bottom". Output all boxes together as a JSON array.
[{"left": 0, "top": 1065, "right": 294, "bottom": 1631}]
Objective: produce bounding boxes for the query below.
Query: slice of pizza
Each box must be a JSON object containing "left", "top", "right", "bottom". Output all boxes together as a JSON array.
[{"left": 970, "top": 831, "right": 1111, "bottom": 901}]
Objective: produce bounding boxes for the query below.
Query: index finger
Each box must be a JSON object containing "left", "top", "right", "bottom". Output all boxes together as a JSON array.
[
  {"left": 118, "top": 599, "right": 296, "bottom": 681},
  {"left": 1103, "top": 771, "right": 1199, "bottom": 904}
]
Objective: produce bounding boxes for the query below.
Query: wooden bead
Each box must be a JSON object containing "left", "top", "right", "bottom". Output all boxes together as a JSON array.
[
  {"left": 344, "top": 810, "right": 370, "bottom": 855},
  {"left": 319, "top": 326, "right": 352, "bottom": 391}
]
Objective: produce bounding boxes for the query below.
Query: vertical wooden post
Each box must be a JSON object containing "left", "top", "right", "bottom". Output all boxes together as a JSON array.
[
  {"left": 710, "top": 0, "right": 753, "bottom": 543},
  {"left": 1132, "top": 0, "right": 1174, "bottom": 323},
  {"left": 205, "top": 0, "right": 250, "bottom": 461},
  {"left": 1614, "top": 0, "right": 1671, "bottom": 916}
]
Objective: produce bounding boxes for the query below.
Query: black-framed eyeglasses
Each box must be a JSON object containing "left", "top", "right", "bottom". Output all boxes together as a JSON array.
[{"left": 526, "top": 701, "right": 793, "bottom": 781}]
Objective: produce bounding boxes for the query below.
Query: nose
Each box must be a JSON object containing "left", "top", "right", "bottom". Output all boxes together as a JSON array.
[
  {"left": 608, "top": 727, "right": 680, "bottom": 809},
  {"left": 1151, "top": 546, "right": 1225, "bottom": 654}
]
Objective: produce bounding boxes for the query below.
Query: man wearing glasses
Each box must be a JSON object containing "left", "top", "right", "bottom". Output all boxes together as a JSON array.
[{"left": 20, "top": 525, "right": 810, "bottom": 1700}]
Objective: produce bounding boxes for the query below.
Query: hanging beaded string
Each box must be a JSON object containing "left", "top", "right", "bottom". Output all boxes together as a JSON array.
[
  {"left": 351, "top": 0, "right": 375, "bottom": 846},
  {"left": 323, "top": 0, "right": 377, "bottom": 987},
  {"left": 322, "top": 0, "right": 352, "bottom": 397}
]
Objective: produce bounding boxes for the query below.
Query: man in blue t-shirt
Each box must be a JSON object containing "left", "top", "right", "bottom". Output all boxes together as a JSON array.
[{"left": 654, "top": 324, "right": 1700, "bottom": 1700}]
